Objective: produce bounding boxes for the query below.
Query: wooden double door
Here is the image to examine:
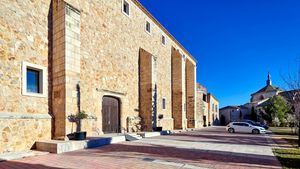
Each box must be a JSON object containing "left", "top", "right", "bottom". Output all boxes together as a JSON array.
[{"left": 102, "top": 96, "right": 120, "bottom": 134}]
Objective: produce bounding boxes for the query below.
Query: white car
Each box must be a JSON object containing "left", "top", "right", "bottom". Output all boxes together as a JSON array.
[{"left": 226, "top": 122, "right": 266, "bottom": 134}]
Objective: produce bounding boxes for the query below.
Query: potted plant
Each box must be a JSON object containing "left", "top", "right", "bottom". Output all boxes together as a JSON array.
[
  {"left": 68, "top": 111, "right": 88, "bottom": 140},
  {"left": 156, "top": 114, "right": 164, "bottom": 131}
]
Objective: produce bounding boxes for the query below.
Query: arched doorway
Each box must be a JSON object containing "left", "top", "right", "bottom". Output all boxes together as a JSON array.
[{"left": 102, "top": 96, "right": 120, "bottom": 134}]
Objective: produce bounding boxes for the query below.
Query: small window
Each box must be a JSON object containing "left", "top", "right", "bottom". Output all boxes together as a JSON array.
[
  {"left": 27, "top": 69, "right": 41, "bottom": 93},
  {"left": 22, "top": 62, "right": 46, "bottom": 97},
  {"left": 203, "top": 94, "right": 207, "bottom": 102},
  {"left": 122, "top": 0, "right": 130, "bottom": 16},
  {"left": 212, "top": 103, "right": 214, "bottom": 112},
  {"left": 146, "top": 21, "right": 151, "bottom": 34},
  {"left": 162, "top": 98, "right": 166, "bottom": 110},
  {"left": 162, "top": 35, "right": 166, "bottom": 46},
  {"left": 215, "top": 105, "right": 218, "bottom": 112}
]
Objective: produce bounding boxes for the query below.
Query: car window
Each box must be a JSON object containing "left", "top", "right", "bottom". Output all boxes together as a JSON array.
[
  {"left": 233, "top": 123, "right": 241, "bottom": 126},
  {"left": 243, "top": 123, "right": 249, "bottom": 126}
]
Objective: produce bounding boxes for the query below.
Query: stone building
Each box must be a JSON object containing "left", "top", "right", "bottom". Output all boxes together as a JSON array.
[
  {"left": 195, "top": 83, "right": 219, "bottom": 127},
  {"left": 220, "top": 72, "right": 299, "bottom": 125},
  {"left": 0, "top": 0, "right": 197, "bottom": 153},
  {"left": 207, "top": 93, "right": 219, "bottom": 126},
  {"left": 195, "top": 83, "right": 208, "bottom": 127},
  {"left": 219, "top": 105, "right": 250, "bottom": 125},
  {"left": 250, "top": 72, "right": 282, "bottom": 104}
]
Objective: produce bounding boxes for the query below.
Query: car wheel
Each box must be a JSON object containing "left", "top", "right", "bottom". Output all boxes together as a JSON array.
[
  {"left": 228, "top": 128, "right": 234, "bottom": 133},
  {"left": 252, "top": 129, "right": 259, "bottom": 134}
]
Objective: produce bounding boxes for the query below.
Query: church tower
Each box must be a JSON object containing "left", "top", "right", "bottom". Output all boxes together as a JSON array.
[{"left": 266, "top": 72, "right": 272, "bottom": 86}]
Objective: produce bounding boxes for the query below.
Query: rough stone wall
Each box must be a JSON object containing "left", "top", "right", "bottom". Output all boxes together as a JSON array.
[
  {"left": 0, "top": 118, "right": 51, "bottom": 153},
  {"left": 0, "top": 1, "right": 50, "bottom": 115},
  {"left": 68, "top": 0, "right": 196, "bottom": 133},
  {"left": 208, "top": 94, "right": 219, "bottom": 125},
  {"left": 139, "top": 48, "right": 153, "bottom": 131},
  {"left": 186, "top": 59, "right": 195, "bottom": 128},
  {"left": 171, "top": 48, "right": 184, "bottom": 129},
  {"left": 196, "top": 90, "right": 208, "bottom": 128},
  {"left": 52, "top": 0, "right": 66, "bottom": 139},
  {"left": 0, "top": 0, "right": 52, "bottom": 153},
  {"left": 251, "top": 91, "right": 278, "bottom": 103},
  {"left": 0, "top": 0, "right": 197, "bottom": 154}
]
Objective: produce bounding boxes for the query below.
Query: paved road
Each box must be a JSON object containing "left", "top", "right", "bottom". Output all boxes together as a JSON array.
[{"left": 0, "top": 127, "right": 281, "bottom": 169}]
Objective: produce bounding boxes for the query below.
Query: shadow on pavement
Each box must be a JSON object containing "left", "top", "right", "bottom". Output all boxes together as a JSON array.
[
  {"left": 64, "top": 142, "right": 281, "bottom": 169},
  {"left": 0, "top": 161, "right": 65, "bottom": 169}
]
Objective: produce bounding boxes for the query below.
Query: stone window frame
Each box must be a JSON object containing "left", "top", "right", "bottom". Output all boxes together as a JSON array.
[
  {"left": 162, "top": 97, "right": 167, "bottom": 110},
  {"left": 22, "top": 61, "right": 47, "bottom": 98},
  {"left": 145, "top": 20, "right": 151, "bottom": 35},
  {"left": 122, "top": 0, "right": 131, "bottom": 17},
  {"left": 161, "top": 34, "right": 166, "bottom": 46}
]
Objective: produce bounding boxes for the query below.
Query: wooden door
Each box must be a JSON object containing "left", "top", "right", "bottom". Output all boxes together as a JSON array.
[{"left": 102, "top": 96, "right": 120, "bottom": 134}]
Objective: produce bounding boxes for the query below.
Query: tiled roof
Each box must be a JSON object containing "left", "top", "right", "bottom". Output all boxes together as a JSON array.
[
  {"left": 251, "top": 85, "right": 281, "bottom": 95},
  {"left": 279, "top": 90, "right": 300, "bottom": 102}
]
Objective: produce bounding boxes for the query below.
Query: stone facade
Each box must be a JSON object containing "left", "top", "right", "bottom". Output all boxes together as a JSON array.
[
  {"left": 171, "top": 47, "right": 187, "bottom": 129},
  {"left": 208, "top": 94, "right": 219, "bottom": 126},
  {"left": 0, "top": 0, "right": 52, "bottom": 153},
  {"left": 0, "top": 0, "right": 197, "bottom": 153},
  {"left": 195, "top": 83, "right": 208, "bottom": 128},
  {"left": 219, "top": 106, "right": 250, "bottom": 125},
  {"left": 186, "top": 59, "right": 196, "bottom": 128}
]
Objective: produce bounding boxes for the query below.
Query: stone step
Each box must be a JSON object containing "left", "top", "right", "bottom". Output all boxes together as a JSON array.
[
  {"left": 137, "top": 130, "right": 172, "bottom": 138},
  {"left": 137, "top": 132, "right": 161, "bottom": 138},
  {"left": 36, "top": 135, "right": 126, "bottom": 154},
  {"left": 125, "top": 133, "right": 143, "bottom": 141}
]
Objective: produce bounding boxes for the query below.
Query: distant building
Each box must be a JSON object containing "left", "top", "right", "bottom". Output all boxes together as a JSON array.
[
  {"left": 196, "top": 83, "right": 219, "bottom": 127},
  {"left": 219, "top": 106, "right": 249, "bottom": 125},
  {"left": 195, "top": 84, "right": 208, "bottom": 127},
  {"left": 220, "top": 72, "right": 299, "bottom": 125},
  {"left": 208, "top": 93, "right": 219, "bottom": 126},
  {"left": 250, "top": 72, "right": 282, "bottom": 104}
]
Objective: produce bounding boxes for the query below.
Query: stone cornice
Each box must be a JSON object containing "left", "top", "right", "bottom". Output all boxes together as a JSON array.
[{"left": 0, "top": 112, "right": 52, "bottom": 119}]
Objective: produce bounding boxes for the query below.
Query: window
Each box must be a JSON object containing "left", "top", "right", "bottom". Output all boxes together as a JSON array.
[
  {"left": 243, "top": 123, "right": 249, "bottom": 127},
  {"left": 162, "top": 35, "right": 166, "bottom": 46},
  {"left": 215, "top": 105, "right": 218, "bottom": 112},
  {"left": 122, "top": 0, "right": 130, "bottom": 16},
  {"left": 22, "top": 62, "right": 46, "bottom": 97},
  {"left": 212, "top": 103, "right": 214, "bottom": 112},
  {"left": 27, "top": 69, "right": 40, "bottom": 93},
  {"left": 233, "top": 123, "right": 242, "bottom": 126},
  {"left": 203, "top": 94, "right": 207, "bottom": 102},
  {"left": 162, "top": 98, "right": 166, "bottom": 110},
  {"left": 146, "top": 21, "right": 151, "bottom": 34}
]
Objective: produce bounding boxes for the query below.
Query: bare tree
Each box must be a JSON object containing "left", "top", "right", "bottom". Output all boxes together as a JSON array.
[{"left": 282, "top": 58, "right": 300, "bottom": 147}]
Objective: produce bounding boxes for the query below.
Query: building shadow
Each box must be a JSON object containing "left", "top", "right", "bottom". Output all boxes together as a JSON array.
[
  {"left": 170, "top": 133, "right": 271, "bottom": 146},
  {"left": 62, "top": 143, "right": 281, "bottom": 169},
  {"left": 47, "top": 0, "right": 55, "bottom": 139},
  {"left": 0, "top": 161, "right": 65, "bottom": 169}
]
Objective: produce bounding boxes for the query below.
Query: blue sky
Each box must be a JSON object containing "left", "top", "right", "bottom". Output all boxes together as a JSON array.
[{"left": 139, "top": 0, "right": 300, "bottom": 107}]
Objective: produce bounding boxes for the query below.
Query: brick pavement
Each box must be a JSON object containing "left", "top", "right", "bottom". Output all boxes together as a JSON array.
[{"left": 0, "top": 127, "right": 281, "bottom": 169}]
